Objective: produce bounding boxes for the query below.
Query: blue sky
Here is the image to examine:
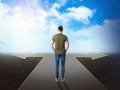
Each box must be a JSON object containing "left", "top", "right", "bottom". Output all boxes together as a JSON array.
[{"left": 0, "top": 0, "right": 120, "bottom": 53}]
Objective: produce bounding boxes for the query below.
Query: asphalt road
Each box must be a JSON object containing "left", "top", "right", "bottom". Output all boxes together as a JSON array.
[{"left": 18, "top": 54, "right": 107, "bottom": 90}]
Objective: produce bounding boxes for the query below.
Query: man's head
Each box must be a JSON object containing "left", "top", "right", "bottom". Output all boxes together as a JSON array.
[{"left": 58, "top": 26, "right": 63, "bottom": 32}]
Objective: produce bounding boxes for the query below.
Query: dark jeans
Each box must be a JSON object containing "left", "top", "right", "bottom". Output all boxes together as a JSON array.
[{"left": 55, "top": 54, "right": 66, "bottom": 78}]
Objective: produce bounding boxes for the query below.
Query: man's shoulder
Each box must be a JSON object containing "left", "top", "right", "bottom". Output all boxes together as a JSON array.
[
  {"left": 53, "top": 34, "right": 58, "bottom": 37},
  {"left": 62, "top": 34, "right": 67, "bottom": 37},
  {"left": 53, "top": 34, "right": 67, "bottom": 38},
  {"left": 61, "top": 34, "right": 68, "bottom": 39},
  {"left": 52, "top": 34, "right": 58, "bottom": 40}
]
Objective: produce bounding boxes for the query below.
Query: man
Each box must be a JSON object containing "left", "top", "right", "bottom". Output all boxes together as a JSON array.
[{"left": 51, "top": 26, "right": 69, "bottom": 82}]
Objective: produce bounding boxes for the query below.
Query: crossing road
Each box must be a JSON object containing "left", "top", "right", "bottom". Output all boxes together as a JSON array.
[{"left": 17, "top": 54, "right": 107, "bottom": 90}]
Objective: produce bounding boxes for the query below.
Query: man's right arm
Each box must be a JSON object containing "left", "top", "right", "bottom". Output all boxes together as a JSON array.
[{"left": 50, "top": 40, "right": 55, "bottom": 51}]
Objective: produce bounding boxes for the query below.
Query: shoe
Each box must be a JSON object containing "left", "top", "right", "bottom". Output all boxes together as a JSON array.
[
  {"left": 61, "top": 78, "right": 65, "bottom": 82},
  {"left": 55, "top": 78, "right": 59, "bottom": 82}
]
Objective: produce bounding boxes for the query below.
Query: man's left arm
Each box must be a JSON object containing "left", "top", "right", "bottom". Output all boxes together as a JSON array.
[{"left": 65, "top": 40, "right": 69, "bottom": 52}]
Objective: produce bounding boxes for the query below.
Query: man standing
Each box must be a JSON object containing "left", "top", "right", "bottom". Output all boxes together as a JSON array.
[{"left": 51, "top": 26, "right": 69, "bottom": 82}]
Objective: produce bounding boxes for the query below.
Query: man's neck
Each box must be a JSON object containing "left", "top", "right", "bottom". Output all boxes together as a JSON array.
[{"left": 58, "top": 32, "right": 62, "bottom": 34}]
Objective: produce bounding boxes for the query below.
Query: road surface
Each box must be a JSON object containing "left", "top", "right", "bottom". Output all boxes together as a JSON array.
[{"left": 16, "top": 53, "right": 107, "bottom": 90}]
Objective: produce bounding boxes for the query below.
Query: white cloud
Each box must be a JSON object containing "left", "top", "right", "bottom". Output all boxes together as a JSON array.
[
  {"left": 48, "top": 6, "right": 94, "bottom": 24},
  {"left": 62, "top": 6, "right": 94, "bottom": 24},
  {"left": 0, "top": 0, "right": 119, "bottom": 53},
  {"left": 0, "top": 1, "right": 49, "bottom": 53},
  {"left": 68, "top": 19, "right": 120, "bottom": 53},
  {"left": 52, "top": 0, "right": 67, "bottom": 9},
  {"left": 59, "top": 0, "right": 67, "bottom": 6}
]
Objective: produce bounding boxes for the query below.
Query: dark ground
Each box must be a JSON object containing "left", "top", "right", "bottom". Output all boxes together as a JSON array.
[
  {"left": 0, "top": 54, "right": 42, "bottom": 90},
  {"left": 77, "top": 53, "right": 120, "bottom": 90},
  {"left": 1, "top": 53, "right": 120, "bottom": 90}
]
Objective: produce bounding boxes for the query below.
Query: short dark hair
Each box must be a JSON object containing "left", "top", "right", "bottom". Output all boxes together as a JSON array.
[{"left": 58, "top": 26, "right": 63, "bottom": 32}]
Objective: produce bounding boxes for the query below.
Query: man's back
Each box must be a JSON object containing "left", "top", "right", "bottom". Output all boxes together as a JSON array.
[{"left": 52, "top": 34, "right": 68, "bottom": 54}]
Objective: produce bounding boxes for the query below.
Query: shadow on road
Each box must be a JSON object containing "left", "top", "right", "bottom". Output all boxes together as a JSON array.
[{"left": 57, "top": 82, "right": 70, "bottom": 90}]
